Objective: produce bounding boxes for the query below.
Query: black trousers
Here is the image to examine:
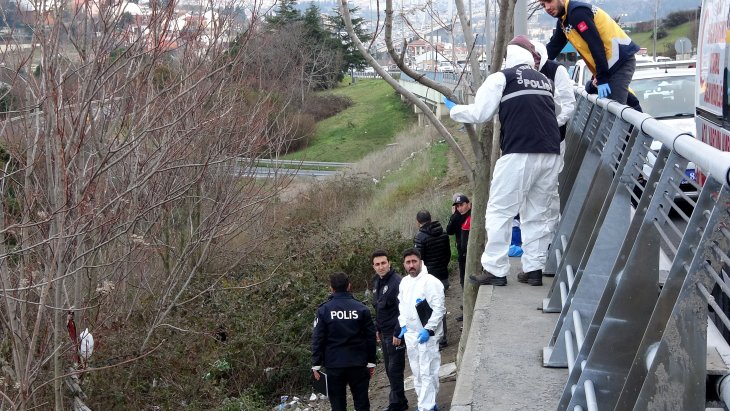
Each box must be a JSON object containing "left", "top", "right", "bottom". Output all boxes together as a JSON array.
[
  {"left": 381, "top": 337, "right": 408, "bottom": 407},
  {"left": 458, "top": 256, "right": 466, "bottom": 287},
  {"left": 327, "top": 366, "right": 371, "bottom": 411}
]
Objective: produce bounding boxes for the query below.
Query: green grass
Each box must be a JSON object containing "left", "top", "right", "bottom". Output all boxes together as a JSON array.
[
  {"left": 429, "top": 140, "right": 449, "bottom": 178},
  {"left": 285, "top": 79, "right": 416, "bottom": 162},
  {"left": 629, "top": 22, "right": 694, "bottom": 57}
]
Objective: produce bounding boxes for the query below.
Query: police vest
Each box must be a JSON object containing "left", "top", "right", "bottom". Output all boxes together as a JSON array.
[
  {"left": 540, "top": 61, "right": 567, "bottom": 140},
  {"left": 560, "top": 0, "right": 639, "bottom": 78},
  {"left": 498, "top": 65, "right": 561, "bottom": 155}
]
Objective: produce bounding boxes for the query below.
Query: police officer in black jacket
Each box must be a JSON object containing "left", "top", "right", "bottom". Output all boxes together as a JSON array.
[
  {"left": 312, "top": 272, "right": 377, "bottom": 411},
  {"left": 371, "top": 251, "right": 408, "bottom": 411}
]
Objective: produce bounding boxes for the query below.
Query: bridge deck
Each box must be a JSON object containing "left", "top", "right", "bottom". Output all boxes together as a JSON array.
[{"left": 451, "top": 261, "right": 565, "bottom": 411}]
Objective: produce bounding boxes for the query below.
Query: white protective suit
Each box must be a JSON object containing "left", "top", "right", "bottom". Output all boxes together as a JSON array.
[
  {"left": 397, "top": 265, "right": 445, "bottom": 411},
  {"left": 449, "top": 45, "right": 562, "bottom": 277}
]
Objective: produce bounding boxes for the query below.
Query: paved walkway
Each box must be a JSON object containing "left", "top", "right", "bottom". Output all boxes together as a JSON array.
[{"left": 451, "top": 264, "right": 567, "bottom": 411}]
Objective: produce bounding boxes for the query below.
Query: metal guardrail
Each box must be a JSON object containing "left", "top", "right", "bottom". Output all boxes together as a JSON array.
[
  {"left": 399, "top": 70, "right": 486, "bottom": 86},
  {"left": 234, "top": 158, "right": 352, "bottom": 178},
  {"left": 248, "top": 158, "right": 353, "bottom": 168},
  {"left": 543, "top": 88, "right": 730, "bottom": 409}
]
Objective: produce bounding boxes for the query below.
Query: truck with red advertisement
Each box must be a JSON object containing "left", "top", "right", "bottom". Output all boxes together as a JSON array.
[{"left": 696, "top": 0, "right": 730, "bottom": 184}]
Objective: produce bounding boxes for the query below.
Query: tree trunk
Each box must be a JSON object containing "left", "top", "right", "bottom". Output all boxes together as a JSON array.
[
  {"left": 338, "top": 0, "right": 516, "bottom": 367},
  {"left": 457, "top": 0, "right": 516, "bottom": 365},
  {"left": 456, "top": 123, "right": 492, "bottom": 365}
]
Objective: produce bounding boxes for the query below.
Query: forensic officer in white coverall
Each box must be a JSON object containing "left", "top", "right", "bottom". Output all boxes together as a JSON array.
[
  {"left": 395, "top": 248, "right": 445, "bottom": 411},
  {"left": 444, "top": 35, "right": 562, "bottom": 287}
]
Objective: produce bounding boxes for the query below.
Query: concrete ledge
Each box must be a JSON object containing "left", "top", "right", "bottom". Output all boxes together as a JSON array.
[
  {"left": 450, "top": 271, "right": 566, "bottom": 411},
  {"left": 450, "top": 286, "right": 494, "bottom": 411}
]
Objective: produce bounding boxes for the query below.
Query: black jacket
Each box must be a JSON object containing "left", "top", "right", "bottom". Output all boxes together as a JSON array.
[
  {"left": 372, "top": 269, "right": 402, "bottom": 338},
  {"left": 414, "top": 221, "right": 451, "bottom": 280},
  {"left": 312, "top": 292, "right": 377, "bottom": 369},
  {"left": 446, "top": 209, "right": 471, "bottom": 259}
]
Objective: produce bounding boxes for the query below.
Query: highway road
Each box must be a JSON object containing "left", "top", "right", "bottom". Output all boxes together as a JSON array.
[{"left": 234, "top": 159, "right": 353, "bottom": 178}]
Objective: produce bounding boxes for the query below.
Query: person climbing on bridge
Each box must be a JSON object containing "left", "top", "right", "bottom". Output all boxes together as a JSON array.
[
  {"left": 539, "top": 0, "right": 639, "bottom": 105},
  {"left": 444, "top": 35, "right": 562, "bottom": 287}
]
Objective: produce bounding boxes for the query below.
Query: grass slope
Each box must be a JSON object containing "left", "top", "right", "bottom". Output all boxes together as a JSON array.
[
  {"left": 286, "top": 79, "right": 416, "bottom": 162},
  {"left": 630, "top": 22, "right": 694, "bottom": 56}
]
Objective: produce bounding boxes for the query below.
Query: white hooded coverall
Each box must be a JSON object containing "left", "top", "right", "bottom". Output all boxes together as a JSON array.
[
  {"left": 397, "top": 265, "right": 445, "bottom": 411},
  {"left": 449, "top": 45, "right": 563, "bottom": 277}
]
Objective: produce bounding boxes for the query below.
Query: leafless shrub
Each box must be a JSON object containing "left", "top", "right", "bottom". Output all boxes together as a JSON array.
[
  {"left": 0, "top": 0, "right": 332, "bottom": 408},
  {"left": 302, "top": 94, "right": 353, "bottom": 121}
]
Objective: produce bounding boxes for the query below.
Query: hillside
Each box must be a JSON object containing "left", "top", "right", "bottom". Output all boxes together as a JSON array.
[
  {"left": 534, "top": 0, "right": 701, "bottom": 24},
  {"left": 285, "top": 79, "right": 416, "bottom": 163},
  {"left": 629, "top": 21, "right": 697, "bottom": 57}
]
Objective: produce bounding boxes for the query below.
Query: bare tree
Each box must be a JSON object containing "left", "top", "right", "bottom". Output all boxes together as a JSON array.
[
  {"left": 0, "top": 0, "right": 315, "bottom": 408},
  {"left": 338, "top": 0, "right": 516, "bottom": 365}
]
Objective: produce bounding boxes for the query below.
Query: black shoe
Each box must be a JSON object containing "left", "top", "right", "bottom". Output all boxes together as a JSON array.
[
  {"left": 456, "top": 314, "right": 463, "bottom": 322},
  {"left": 469, "top": 270, "right": 507, "bottom": 286},
  {"left": 517, "top": 272, "right": 529, "bottom": 283},
  {"left": 527, "top": 269, "right": 543, "bottom": 286}
]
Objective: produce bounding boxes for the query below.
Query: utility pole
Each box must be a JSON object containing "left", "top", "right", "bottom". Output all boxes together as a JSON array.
[
  {"left": 514, "top": 0, "right": 527, "bottom": 35},
  {"left": 484, "top": 0, "right": 491, "bottom": 64},
  {"left": 653, "top": 0, "right": 659, "bottom": 60}
]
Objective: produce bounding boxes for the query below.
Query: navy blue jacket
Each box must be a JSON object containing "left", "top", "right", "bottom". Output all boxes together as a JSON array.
[
  {"left": 312, "top": 292, "right": 377, "bottom": 368},
  {"left": 546, "top": 0, "right": 639, "bottom": 84},
  {"left": 372, "top": 269, "right": 402, "bottom": 338},
  {"left": 499, "top": 65, "right": 561, "bottom": 155}
]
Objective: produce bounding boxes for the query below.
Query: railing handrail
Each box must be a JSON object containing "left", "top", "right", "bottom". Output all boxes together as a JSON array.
[{"left": 577, "top": 88, "right": 730, "bottom": 186}]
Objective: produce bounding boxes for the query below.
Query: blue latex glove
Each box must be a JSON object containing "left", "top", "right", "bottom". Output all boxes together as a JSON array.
[
  {"left": 416, "top": 298, "right": 423, "bottom": 304},
  {"left": 398, "top": 326, "right": 407, "bottom": 339},
  {"left": 597, "top": 83, "right": 611, "bottom": 98},
  {"left": 443, "top": 96, "right": 456, "bottom": 110},
  {"left": 417, "top": 329, "right": 430, "bottom": 344}
]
